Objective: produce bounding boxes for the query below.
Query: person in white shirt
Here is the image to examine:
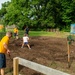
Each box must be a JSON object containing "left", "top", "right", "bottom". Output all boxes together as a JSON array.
[{"left": 21, "top": 34, "right": 31, "bottom": 49}]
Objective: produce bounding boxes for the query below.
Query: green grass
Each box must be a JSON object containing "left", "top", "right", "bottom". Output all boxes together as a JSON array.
[
  {"left": 19, "top": 31, "right": 70, "bottom": 38},
  {"left": 0, "top": 30, "right": 70, "bottom": 40},
  {"left": 0, "top": 32, "right": 6, "bottom": 40},
  {"left": 29, "top": 31, "right": 53, "bottom": 36},
  {"left": 0, "top": 29, "right": 3, "bottom": 32},
  {"left": 29, "top": 31, "right": 70, "bottom": 38}
]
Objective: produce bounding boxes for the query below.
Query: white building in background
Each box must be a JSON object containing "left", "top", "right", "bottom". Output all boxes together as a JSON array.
[{"left": 6, "top": 24, "right": 16, "bottom": 31}]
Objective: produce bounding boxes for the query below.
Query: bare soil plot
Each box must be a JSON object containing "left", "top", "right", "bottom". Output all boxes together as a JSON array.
[{"left": 5, "top": 36, "right": 75, "bottom": 75}]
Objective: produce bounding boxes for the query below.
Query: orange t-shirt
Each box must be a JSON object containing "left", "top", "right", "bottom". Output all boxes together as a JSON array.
[{"left": 0, "top": 36, "right": 9, "bottom": 54}]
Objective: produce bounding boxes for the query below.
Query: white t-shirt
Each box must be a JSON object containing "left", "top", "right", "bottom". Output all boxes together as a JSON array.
[{"left": 23, "top": 36, "right": 29, "bottom": 42}]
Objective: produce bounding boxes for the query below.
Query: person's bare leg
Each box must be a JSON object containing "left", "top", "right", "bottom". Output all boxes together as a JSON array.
[
  {"left": 16, "top": 36, "right": 18, "bottom": 40},
  {"left": 21, "top": 43, "right": 24, "bottom": 48},
  {"left": 1, "top": 68, "right": 5, "bottom": 75},
  {"left": 27, "top": 44, "right": 31, "bottom": 49}
]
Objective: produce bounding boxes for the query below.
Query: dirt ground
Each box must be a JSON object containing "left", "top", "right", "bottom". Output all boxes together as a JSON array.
[{"left": 5, "top": 36, "right": 75, "bottom": 75}]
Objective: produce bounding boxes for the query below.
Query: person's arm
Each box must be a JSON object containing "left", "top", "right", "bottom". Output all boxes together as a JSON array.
[
  {"left": 23, "top": 37, "right": 24, "bottom": 43},
  {"left": 21, "top": 37, "right": 24, "bottom": 48},
  {"left": 3, "top": 43, "right": 10, "bottom": 54},
  {"left": 27, "top": 37, "right": 29, "bottom": 41},
  {"left": 24, "top": 28, "right": 26, "bottom": 31},
  {"left": 17, "top": 29, "right": 19, "bottom": 35}
]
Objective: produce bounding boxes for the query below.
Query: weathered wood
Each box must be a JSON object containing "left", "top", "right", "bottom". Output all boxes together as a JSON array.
[
  {"left": 13, "top": 57, "right": 70, "bottom": 75},
  {"left": 67, "top": 41, "right": 71, "bottom": 68},
  {"left": 13, "top": 58, "right": 19, "bottom": 75}
]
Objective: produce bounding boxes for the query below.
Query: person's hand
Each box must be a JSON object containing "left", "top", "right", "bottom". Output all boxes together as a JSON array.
[{"left": 7, "top": 49, "right": 10, "bottom": 55}]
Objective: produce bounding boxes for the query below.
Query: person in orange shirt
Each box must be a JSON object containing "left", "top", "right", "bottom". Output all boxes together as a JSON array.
[
  {"left": 0, "top": 31, "right": 12, "bottom": 75},
  {"left": 13, "top": 27, "right": 18, "bottom": 40}
]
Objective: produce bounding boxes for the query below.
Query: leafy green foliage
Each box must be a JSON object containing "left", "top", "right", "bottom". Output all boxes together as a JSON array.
[{"left": 0, "top": 0, "right": 75, "bottom": 30}]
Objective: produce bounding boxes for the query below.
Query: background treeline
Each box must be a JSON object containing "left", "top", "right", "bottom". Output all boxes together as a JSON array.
[{"left": 0, "top": 0, "right": 75, "bottom": 31}]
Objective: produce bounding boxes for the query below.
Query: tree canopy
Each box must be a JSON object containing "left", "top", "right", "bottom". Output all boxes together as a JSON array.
[{"left": 0, "top": 0, "right": 75, "bottom": 30}]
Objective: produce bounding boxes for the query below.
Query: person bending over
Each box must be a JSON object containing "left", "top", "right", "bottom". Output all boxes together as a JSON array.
[
  {"left": 21, "top": 34, "right": 31, "bottom": 49},
  {"left": 0, "top": 31, "right": 12, "bottom": 75}
]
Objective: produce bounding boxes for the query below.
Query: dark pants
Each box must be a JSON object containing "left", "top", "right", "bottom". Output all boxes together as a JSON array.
[
  {"left": 14, "top": 33, "right": 17, "bottom": 36},
  {"left": 0, "top": 53, "right": 6, "bottom": 68}
]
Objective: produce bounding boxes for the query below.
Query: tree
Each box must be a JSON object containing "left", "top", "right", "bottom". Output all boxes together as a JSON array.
[{"left": 0, "top": 0, "right": 75, "bottom": 31}]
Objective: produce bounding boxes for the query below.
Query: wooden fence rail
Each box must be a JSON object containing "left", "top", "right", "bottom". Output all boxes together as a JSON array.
[{"left": 13, "top": 57, "right": 70, "bottom": 75}]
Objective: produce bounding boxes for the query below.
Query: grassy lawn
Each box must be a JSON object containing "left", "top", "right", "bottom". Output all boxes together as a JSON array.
[
  {"left": 0, "top": 32, "right": 6, "bottom": 40},
  {"left": 0, "top": 30, "right": 70, "bottom": 40},
  {"left": 29, "top": 31, "right": 70, "bottom": 38}
]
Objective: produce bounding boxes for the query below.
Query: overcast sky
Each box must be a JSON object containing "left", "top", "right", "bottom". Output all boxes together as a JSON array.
[{"left": 0, "top": 0, "right": 11, "bottom": 9}]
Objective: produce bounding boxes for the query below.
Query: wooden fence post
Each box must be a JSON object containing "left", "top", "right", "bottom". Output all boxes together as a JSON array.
[
  {"left": 13, "top": 58, "right": 19, "bottom": 75},
  {"left": 67, "top": 41, "right": 70, "bottom": 68}
]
